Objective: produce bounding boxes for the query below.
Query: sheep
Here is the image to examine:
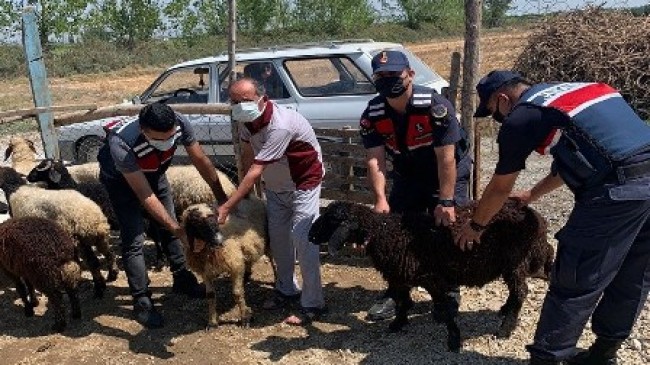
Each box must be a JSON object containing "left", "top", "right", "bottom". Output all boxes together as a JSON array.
[
  {"left": 180, "top": 196, "right": 268, "bottom": 328},
  {"left": 67, "top": 162, "right": 100, "bottom": 184},
  {"left": 4, "top": 137, "right": 37, "bottom": 177},
  {"left": 0, "top": 216, "right": 82, "bottom": 332},
  {"left": 309, "top": 199, "right": 554, "bottom": 352},
  {"left": 0, "top": 166, "right": 118, "bottom": 298},
  {"left": 26, "top": 159, "right": 168, "bottom": 270}
]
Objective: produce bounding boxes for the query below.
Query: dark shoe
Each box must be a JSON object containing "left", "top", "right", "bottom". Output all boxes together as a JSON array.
[
  {"left": 367, "top": 297, "right": 396, "bottom": 321},
  {"left": 172, "top": 269, "right": 206, "bottom": 299},
  {"left": 567, "top": 338, "right": 623, "bottom": 365},
  {"left": 134, "top": 296, "right": 164, "bottom": 329},
  {"left": 262, "top": 290, "right": 301, "bottom": 310},
  {"left": 529, "top": 357, "right": 563, "bottom": 365}
]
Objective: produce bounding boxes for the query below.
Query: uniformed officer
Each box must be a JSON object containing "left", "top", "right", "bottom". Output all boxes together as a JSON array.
[
  {"left": 456, "top": 70, "right": 650, "bottom": 365},
  {"left": 98, "top": 102, "right": 230, "bottom": 328},
  {"left": 360, "top": 50, "right": 472, "bottom": 322}
]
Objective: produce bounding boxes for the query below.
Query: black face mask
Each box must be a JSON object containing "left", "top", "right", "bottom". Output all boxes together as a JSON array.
[
  {"left": 491, "top": 98, "right": 506, "bottom": 123},
  {"left": 374, "top": 76, "right": 409, "bottom": 99}
]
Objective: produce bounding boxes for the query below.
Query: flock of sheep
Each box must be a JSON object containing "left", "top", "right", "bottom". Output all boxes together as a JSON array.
[{"left": 0, "top": 136, "right": 555, "bottom": 353}]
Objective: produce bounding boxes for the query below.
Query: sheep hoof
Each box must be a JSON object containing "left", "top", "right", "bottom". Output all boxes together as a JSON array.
[
  {"left": 107, "top": 270, "right": 119, "bottom": 283},
  {"left": 205, "top": 322, "right": 219, "bottom": 331},
  {"left": 51, "top": 322, "right": 66, "bottom": 333},
  {"left": 24, "top": 306, "right": 35, "bottom": 317},
  {"left": 240, "top": 317, "right": 252, "bottom": 328}
]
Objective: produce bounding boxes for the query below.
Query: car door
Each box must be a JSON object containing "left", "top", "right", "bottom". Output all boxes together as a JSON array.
[{"left": 282, "top": 53, "right": 377, "bottom": 129}]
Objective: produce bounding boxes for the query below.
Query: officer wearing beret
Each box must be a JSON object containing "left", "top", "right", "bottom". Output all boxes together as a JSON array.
[
  {"left": 457, "top": 70, "right": 650, "bottom": 365},
  {"left": 360, "top": 49, "right": 472, "bottom": 322}
]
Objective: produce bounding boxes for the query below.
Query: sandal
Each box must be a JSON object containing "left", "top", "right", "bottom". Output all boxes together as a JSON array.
[
  {"left": 262, "top": 290, "right": 300, "bottom": 310},
  {"left": 284, "top": 306, "right": 328, "bottom": 326}
]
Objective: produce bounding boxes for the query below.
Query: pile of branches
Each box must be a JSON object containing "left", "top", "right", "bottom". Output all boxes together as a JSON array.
[{"left": 513, "top": 7, "right": 650, "bottom": 119}]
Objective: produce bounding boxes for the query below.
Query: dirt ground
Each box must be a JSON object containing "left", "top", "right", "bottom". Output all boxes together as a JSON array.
[{"left": 0, "top": 30, "right": 648, "bottom": 364}]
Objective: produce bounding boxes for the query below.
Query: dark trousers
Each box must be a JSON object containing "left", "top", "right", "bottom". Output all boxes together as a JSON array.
[
  {"left": 384, "top": 160, "right": 471, "bottom": 314},
  {"left": 527, "top": 193, "right": 650, "bottom": 361},
  {"left": 101, "top": 175, "right": 187, "bottom": 298}
]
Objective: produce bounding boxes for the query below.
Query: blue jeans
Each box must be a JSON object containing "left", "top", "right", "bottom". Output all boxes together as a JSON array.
[{"left": 101, "top": 175, "right": 187, "bottom": 298}]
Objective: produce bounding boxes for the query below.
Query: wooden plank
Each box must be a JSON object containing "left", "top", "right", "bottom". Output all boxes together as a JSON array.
[
  {"left": 0, "top": 104, "right": 98, "bottom": 120},
  {"left": 320, "top": 189, "right": 374, "bottom": 204},
  {"left": 320, "top": 142, "right": 365, "bottom": 155},
  {"left": 22, "top": 6, "right": 59, "bottom": 159},
  {"left": 54, "top": 103, "right": 231, "bottom": 126}
]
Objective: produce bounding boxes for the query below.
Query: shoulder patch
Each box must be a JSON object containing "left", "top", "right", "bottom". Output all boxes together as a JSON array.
[{"left": 431, "top": 104, "right": 448, "bottom": 119}]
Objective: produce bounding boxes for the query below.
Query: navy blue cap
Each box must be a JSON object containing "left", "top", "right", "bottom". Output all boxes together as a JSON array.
[
  {"left": 371, "top": 50, "right": 410, "bottom": 74},
  {"left": 475, "top": 70, "right": 523, "bottom": 117}
]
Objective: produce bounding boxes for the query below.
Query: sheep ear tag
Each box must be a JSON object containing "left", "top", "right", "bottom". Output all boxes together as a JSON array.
[{"left": 49, "top": 169, "right": 62, "bottom": 183}]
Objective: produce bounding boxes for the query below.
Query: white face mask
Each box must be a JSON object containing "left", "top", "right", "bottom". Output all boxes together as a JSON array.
[
  {"left": 146, "top": 134, "right": 177, "bottom": 151},
  {"left": 231, "top": 97, "right": 265, "bottom": 122}
]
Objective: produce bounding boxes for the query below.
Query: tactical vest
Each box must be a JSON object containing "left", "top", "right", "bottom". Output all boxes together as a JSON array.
[
  {"left": 365, "top": 86, "right": 469, "bottom": 176},
  {"left": 520, "top": 82, "right": 650, "bottom": 190},
  {"left": 103, "top": 118, "right": 182, "bottom": 174}
]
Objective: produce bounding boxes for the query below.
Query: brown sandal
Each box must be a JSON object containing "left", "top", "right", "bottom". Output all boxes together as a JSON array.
[{"left": 262, "top": 291, "right": 300, "bottom": 310}]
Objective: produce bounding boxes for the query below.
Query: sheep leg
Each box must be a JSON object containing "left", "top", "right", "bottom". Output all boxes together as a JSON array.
[
  {"left": 66, "top": 287, "right": 82, "bottom": 320},
  {"left": 496, "top": 271, "right": 528, "bottom": 339},
  {"left": 26, "top": 281, "right": 40, "bottom": 307},
  {"left": 47, "top": 290, "right": 67, "bottom": 333},
  {"left": 95, "top": 236, "right": 119, "bottom": 282},
  {"left": 2, "top": 269, "right": 34, "bottom": 317},
  {"left": 79, "top": 243, "right": 106, "bottom": 298},
  {"left": 206, "top": 280, "right": 219, "bottom": 330},
  {"left": 426, "top": 285, "right": 461, "bottom": 353},
  {"left": 388, "top": 285, "right": 412, "bottom": 332},
  {"left": 231, "top": 271, "right": 252, "bottom": 327}
]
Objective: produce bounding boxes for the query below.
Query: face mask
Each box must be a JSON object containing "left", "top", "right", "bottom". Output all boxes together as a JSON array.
[
  {"left": 232, "top": 98, "right": 265, "bottom": 122},
  {"left": 374, "top": 76, "right": 409, "bottom": 99},
  {"left": 146, "top": 135, "right": 177, "bottom": 151}
]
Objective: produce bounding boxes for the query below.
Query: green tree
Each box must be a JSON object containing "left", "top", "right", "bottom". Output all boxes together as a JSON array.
[
  {"left": 164, "top": 0, "right": 229, "bottom": 40},
  {"left": 87, "top": 0, "right": 161, "bottom": 49},
  {"left": 394, "top": 0, "right": 464, "bottom": 30},
  {"left": 292, "top": 0, "right": 375, "bottom": 35},
  {"left": 483, "top": 0, "right": 512, "bottom": 28}
]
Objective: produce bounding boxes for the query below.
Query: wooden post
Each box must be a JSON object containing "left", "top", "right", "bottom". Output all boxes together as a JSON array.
[
  {"left": 22, "top": 6, "right": 59, "bottom": 159},
  {"left": 227, "top": 0, "right": 245, "bottom": 186},
  {"left": 461, "top": 0, "right": 482, "bottom": 200},
  {"left": 448, "top": 52, "right": 462, "bottom": 109}
]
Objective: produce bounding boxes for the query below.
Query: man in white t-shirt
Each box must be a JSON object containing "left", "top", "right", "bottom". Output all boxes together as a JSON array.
[{"left": 217, "top": 78, "right": 326, "bottom": 325}]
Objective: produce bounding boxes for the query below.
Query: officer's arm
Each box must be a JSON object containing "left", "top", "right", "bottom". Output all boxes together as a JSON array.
[
  {"left": 122, "top": 170, "right": 182, "bottom": 234},
  {"left": 185, "top": 141, "right": 228, "bottom": 204},
  {"left": 366, "top": 146, "right": 389, "bottom": 211},
  {"left": 472, "top": 172, "right": 520, "bottom": 226},
  {"left": 433, "top": 144, "right": 457, "bottom": 200},
  {"left": 527, "top": 172, "right": 564, "bottom": 203}
]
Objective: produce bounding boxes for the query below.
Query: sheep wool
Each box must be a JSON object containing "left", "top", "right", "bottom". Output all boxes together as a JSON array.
[
  {"left": 4, "top": 137, "right": 37, "bottom": 176},
  {"left": 0, "top": 217, "right": 82, "bottom": 332}
]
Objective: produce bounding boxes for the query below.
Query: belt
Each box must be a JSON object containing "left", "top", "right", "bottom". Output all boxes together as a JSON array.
[{"left": 616, "top": 159, "right": 650, "bottom": 183}]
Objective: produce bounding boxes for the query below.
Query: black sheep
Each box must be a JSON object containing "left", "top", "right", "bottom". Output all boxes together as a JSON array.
[
  {"left": 309, "top": 200, "right": 554, "bottom": 352},
  {"left": 0, "top": 217, "right": 82, "bottom": 332},
  {"left": 27, "top": 159, "right": 167, "bottom": 270}
]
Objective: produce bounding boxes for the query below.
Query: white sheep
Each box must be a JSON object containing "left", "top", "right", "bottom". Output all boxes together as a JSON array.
[
  {"left": 4, "top": 137, "right": 37, "bottom": 176},
  {"left": 166, "top": 165, "right": 237, "bottom": 218},
  {"left": 0, "top": 166, "right": 118, "bottom": 298},
  {"left": 181, "top": 196, "right": 268, "bottom": 328}
]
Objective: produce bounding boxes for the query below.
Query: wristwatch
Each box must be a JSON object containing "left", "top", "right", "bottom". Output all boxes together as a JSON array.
[
  {"left": 469, "top": 219, "right": 488, "bottom": 232},
  {"left": 438, "top": 199, "right": 455, "bottom": 207}
]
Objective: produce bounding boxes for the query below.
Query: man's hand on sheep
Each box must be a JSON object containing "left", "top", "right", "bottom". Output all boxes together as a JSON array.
[
  {"left": 509, "top": 190, "right": 532, "bottom": 207},
  {"left": 373, "top": 199, "right": 390, "bottom": 214},
  {"left": 173, "top": 226, "right": 191, "bottom": 250},
  {"left": 216, "top": 204, "right": 230, "bottom": 225},
  {"left": 434, "top": 205, "right": 456, "bottom": 226},
  {"left": 456, "top": 221, "right": 484, "bottom": 251}
]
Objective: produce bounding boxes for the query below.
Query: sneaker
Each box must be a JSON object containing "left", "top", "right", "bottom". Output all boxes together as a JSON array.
[
  {"left": 366, "top": 297, "right": 396, "bottom": 321},
  {"left": 134, "top": 296, "right": 164, "bottom": 329},
  {"left": 172, "top": 269, "right": 206, "bottom": 299}
]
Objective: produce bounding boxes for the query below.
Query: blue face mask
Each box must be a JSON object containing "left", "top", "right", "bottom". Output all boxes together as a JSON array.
[
  {"left": 146, "top": 134, "right": 177, "bottom": 151},
  {"left": 231, "top": 97, "right": 265, "bottom": 122}
]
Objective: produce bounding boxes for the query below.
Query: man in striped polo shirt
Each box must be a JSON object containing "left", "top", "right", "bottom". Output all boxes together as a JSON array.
[
  {"left": 457, "top": 70, "right": 650, "bottom": 365},
  {"left": 217, "top": 78, "right": 326, "bottom": 325}
]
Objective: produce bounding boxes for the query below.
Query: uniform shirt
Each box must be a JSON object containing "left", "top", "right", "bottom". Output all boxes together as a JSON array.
[
  {"left": 240, "top": 101, "right": 323, "bottom": 192},
  {"left": 360, "top": 86, "right": 462, "bottom": 183},
  {"left": 495, "top": 104, "right": 569, "bottom": 175},
  {"left": 99, "top": 113, "right": 195, "bottom": 181}
]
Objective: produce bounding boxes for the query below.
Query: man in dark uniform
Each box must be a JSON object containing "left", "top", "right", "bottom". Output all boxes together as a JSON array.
[
  {"left": 98, "top": 102, "right": 229, "bottom": 328},
  {"left": 456, "top": 70, "right": 650, "bottom": 365},
  {"left": 360, "top": 50, "right": 472, "bottom": 322}
]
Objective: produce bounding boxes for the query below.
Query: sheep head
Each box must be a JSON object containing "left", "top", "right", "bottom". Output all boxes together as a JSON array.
[
  {"left": 182, "top": 204, "right": 224, "bottom": 253},
  {"left": 309, "top": 201, "right": 359, "bottom": 255},
  {"left": 27, "top": 159, "right": 68, "bottom": 186}
]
